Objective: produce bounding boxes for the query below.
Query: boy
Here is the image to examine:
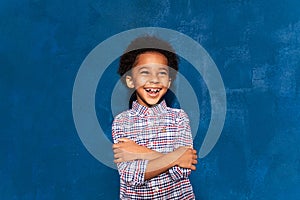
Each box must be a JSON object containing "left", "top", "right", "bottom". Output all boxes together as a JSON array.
[{"left": 112, "top": 36, "right": 197, "bottom": 199}]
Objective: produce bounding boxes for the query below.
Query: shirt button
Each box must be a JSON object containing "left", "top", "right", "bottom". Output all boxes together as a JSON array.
[{"left": 153, "top": 186, "right": 159, "bottom": 193}]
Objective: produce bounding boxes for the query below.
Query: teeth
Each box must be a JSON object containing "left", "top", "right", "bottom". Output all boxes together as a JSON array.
[{"left": 145, "top": 88, "right": 161, "bottom": 93}]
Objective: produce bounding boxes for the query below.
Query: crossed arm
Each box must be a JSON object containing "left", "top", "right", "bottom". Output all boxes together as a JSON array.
[
  {"left": 113, "top": 138, "right": 197, "bottom": 180},
  {"left": 112, "top": 110, "right": 197, "bottom": 183}
]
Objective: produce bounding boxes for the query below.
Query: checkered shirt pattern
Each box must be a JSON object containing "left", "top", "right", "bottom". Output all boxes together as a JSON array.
[{"left": 112, "top": 100, "right": 195, "bottom": 200}]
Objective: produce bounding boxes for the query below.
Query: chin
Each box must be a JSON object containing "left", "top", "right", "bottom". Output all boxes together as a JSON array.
[{"left": 146, "top": 98, "right": 163, "bottom": 106}]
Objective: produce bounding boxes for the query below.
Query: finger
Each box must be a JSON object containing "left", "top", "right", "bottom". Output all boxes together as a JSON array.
[
  {"left": 114, "top": 142, "right": 128, "bottom": 149},
  {"left": 112, "top": 143, "right": 119, "bottom": 149},
  {"left": 114, "top": 154, "right": 119, "bottom": 159},
  {"left": 192, "top": 159, "right": 198, "bottom": 164},
  {"left": 118, "top": 138, "right": 130, "bottom": 142},
  {"left": 188, "top": 148, "right": 194, "bottom": 154},
  {"left": 113, "top": 149, "right": 121, "bottom": 154},
  {"left": 114, "top": 154, "right": 124, "bottom": 160},
  {"left": 114, "top": 158, "right": 123, "bottom": 163},
  {"left": 114, "top": 152, "right": 122, "bottom": 158}
]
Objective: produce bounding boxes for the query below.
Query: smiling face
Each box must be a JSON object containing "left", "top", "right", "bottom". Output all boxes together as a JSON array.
[{"left": 125, "top": 52, "right": 171, "bottom": 107}]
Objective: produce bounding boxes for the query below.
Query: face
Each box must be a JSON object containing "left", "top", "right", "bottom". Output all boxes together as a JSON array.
[{"left": 125, "top": 52, "right": 171, "bottom": 107}]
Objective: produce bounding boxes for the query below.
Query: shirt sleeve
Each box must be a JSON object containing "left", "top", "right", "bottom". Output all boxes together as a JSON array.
[
  {"left": 112, "top": 113, "right": 148, "bottom": 187},
  {"left": 168, "top": 109, "right": 193, "bottom": 181}
]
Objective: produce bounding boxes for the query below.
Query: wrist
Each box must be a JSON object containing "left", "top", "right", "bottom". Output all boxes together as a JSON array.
[{"left": 169, "top": 151, "right": 179, "bottom": 167}]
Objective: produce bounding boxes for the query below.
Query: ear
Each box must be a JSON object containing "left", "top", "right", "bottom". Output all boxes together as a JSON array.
[{"left": 125, "top": 75, "right": 135, "bottom": 89}]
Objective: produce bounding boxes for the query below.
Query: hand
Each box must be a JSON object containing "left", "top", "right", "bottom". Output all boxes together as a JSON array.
[
  {"left": 112, "top": 138, "right": 162, "bottom": 163},
  {"left": 174, "top": 146, "right": 197, "bottom": 170}
]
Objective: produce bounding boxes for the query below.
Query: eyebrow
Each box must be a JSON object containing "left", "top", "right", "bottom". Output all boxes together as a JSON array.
[
  {"left": 158, "top": 67, "right": 169, "bottom": 71},
  {"left": 137, "top": 66, "right": 150, "bottom": 71},
  {"left": 136, "top": 65, "right": 169, "bottom": 71}
]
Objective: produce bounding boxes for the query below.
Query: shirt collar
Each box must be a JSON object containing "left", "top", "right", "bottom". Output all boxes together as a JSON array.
[{"left": 132, "top": 100, "right": 167, "bottom": 116}]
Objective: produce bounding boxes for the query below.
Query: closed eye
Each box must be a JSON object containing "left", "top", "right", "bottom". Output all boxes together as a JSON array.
[
  {"left": 159, "top": 71, "right": 168, "bottom": 75},
  {"left": 140, "top": 70, "right": 150, "bottom": 74}
]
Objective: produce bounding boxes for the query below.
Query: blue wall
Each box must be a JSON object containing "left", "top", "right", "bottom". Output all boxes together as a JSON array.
[{"left": 1, "top": 0, "right": 300, "bottom": 199}]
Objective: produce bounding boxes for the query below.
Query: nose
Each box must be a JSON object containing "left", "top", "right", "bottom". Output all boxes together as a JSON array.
[{"left": 149, "top": 73, "right": 159, "bottom": 84}]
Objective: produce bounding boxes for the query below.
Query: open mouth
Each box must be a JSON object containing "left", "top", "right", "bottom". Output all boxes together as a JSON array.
[{"left": 145, "top": 88, "right": 161, "bottom": 94}]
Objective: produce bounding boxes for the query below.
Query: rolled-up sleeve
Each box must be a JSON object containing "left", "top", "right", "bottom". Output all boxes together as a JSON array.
[
  {"left": 117, "top": 160, "right": 149, "bottom": 186},
  {"left": 112, "top": 113, "right": 148, "bottom": 186},
  {"left": 169, "top": 166, "right": 191, "bottom": 180},
  {"left": 168, "top": 109, "right": 193, "bottom": 181}
]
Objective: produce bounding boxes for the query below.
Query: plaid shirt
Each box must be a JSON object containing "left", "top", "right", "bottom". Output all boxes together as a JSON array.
[{"left": 112, "top": 100, "right": 195, "bottom": 200}]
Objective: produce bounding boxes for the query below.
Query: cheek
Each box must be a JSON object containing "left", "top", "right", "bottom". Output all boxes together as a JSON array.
[
  {"left": 133, "top": 77, "right": 148, "bottom": 88},
  {"left": 161, "top": 77, "right": 171, "bottom": 87}
]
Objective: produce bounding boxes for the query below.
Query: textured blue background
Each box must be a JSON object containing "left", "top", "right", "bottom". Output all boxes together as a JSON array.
[{"left": 1, "top": 0, "right": 300, "bottom": 199}]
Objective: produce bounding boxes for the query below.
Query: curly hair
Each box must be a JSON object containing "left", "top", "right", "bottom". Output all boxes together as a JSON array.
[{"left": 118, "top": 36, "right": 179, "bottom": 82}]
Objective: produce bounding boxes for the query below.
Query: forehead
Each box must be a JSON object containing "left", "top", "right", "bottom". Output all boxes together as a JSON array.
[
  {"left": 134, "top": 64, "right": 169, "bottom": 72},
  {"left": 134, "top": 51, "right": 168, "bottom": 66}
]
